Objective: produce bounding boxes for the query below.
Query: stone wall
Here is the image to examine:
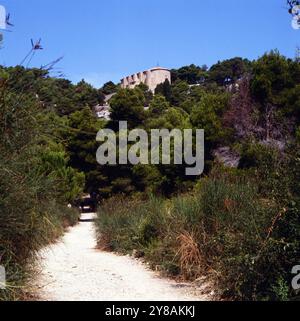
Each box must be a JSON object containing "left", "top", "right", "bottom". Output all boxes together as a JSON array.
[{"left": 121, "top": 67, "right": 171, "bottom": 92}]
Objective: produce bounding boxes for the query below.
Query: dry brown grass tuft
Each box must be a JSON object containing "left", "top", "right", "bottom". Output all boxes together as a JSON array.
[{"left": 176, "top": 231, "right": 203, "bottom": 280}]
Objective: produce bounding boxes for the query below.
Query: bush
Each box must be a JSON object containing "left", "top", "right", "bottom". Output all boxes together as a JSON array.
[
  {"left": 0, "top": 73, "right": 83, "bottom": 300},
  {"left": 95, "top": 195, "right": 166, "bottom": 251}
]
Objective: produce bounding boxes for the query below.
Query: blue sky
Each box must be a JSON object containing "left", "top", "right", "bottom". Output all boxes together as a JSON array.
[{"left": 0, "top": 0, "right": 299, "bottom": 88}]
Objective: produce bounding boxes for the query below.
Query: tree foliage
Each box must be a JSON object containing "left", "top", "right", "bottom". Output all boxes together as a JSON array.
[{"left": 208, "top": 57, "right": 251, "bottom": 86}]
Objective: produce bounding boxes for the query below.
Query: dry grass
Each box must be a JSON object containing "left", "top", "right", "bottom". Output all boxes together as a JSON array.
[{"left": 176, "top": 231, "right": 203, "bottom": 280}]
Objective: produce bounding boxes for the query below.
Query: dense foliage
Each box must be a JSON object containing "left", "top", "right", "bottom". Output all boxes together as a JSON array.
[{"left": 95, "top": 51, "right": 300, "bottom": 301}]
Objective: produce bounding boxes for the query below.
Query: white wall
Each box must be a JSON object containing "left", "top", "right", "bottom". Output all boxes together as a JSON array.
[{"left": 121, "top": 67, "right": 171, "bottom": 92}]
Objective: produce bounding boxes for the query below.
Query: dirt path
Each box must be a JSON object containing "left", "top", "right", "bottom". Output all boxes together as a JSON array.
[{"left": 35, "top": 213, "right": 211, "bottom": 301}]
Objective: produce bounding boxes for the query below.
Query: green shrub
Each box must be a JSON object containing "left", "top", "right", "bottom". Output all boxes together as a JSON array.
[{"left": 0, "top": 74, "right": 83, "bottom": 301}]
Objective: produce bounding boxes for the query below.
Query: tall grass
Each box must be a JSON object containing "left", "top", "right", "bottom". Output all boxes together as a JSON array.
[
  {"left": 96, "top": 196, "right": 166, "bottom": 252},
  {"left": 95, "top": 170, "right": 296, "bottom": 300}
]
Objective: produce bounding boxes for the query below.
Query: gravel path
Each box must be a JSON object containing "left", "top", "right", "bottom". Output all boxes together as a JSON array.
[{"left": 35, "top": 213, "right": 210, "bottom": 301}]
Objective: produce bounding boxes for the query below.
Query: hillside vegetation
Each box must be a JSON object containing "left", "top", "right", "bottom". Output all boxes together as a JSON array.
[
  {"left": 1, "top": 50, "right": 300, "bottom": 301},
  {"left": 95, "top": 52, "right": 300, "bottom": 301}
]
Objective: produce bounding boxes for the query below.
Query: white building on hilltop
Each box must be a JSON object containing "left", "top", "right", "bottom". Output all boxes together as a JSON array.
[{"left": 121, "top": 67, "right": 171, "bottom": 92}]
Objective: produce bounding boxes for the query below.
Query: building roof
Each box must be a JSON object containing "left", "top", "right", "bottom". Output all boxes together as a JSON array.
[
  {"left": 121, "top": 67, "right": 170, "bottom": 80},
  {"left": 149, "top": 66, "right": 170, "bottom": 72}
]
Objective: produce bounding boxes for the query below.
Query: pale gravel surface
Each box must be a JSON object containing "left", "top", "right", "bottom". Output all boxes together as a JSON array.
[{"left": 34, "top": 213, "right": 211, "bottom": 301}]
